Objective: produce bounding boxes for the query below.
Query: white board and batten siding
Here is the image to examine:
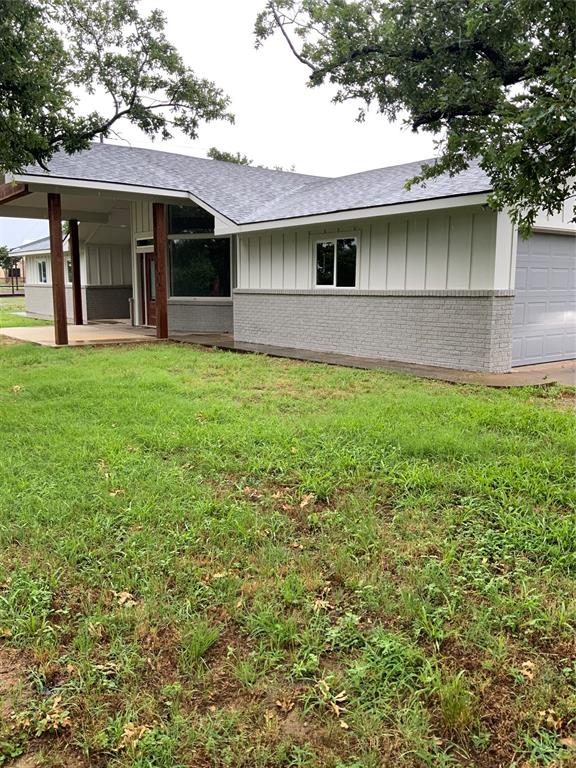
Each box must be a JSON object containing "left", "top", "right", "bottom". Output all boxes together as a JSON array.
[
  {"left": 237, "top": 207, "right": 509, "bottom": 292},
  {"left": 26, "top": 246, "right": 131, "bottom": 287},
  {"left": 85, "top": 244, "right": 132, "bottom": 286},
  {"left": 533, "top": 197, "right": 575, "bottom": 235},
  {"left": 132, "top": 199, "right": 154, "bottom": 238}
]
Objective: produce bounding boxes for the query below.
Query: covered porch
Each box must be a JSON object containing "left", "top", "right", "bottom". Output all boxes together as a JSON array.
[{"left": 0, "top": 178, "right": 174, "bottom": 345}]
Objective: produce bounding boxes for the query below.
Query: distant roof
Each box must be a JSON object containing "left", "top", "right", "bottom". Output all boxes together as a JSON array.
[
  {"left": 21, "top": 143, "right": 492, "bottom": 226},
  {"left": 11, "top": 234, "right": 68, "bottom": 255}
]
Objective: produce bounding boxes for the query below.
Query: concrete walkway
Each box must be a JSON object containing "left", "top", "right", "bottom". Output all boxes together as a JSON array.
[
  {"left": 171, "top": 332, "right": 576, "bottom": 388},
  {"left": 0, "top": 323, "right": 156, "bottom": 347},
  {"left": 2, "top": 324, "right": 574, "bottom": 388}
]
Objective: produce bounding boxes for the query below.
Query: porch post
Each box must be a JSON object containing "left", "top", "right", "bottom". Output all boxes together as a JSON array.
[
  {"left": 69, "top": 218, "right": 83, "bottom": 325},
  {"left": 47, "top": 193, "right": 68, "bottom": 345},
  {"left": 152, "top": 202, "right": 168, "bottom": 339}
]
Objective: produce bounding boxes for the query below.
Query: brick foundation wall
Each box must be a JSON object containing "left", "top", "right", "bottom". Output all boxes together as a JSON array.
[
  {"left": 233, "top": 290, "right": 514, "bottom": 373},
  {"left": 85, "top": 286, "right": 132, "bottom": 320},
  {"left": 25, "top": 285, "right": 130, "bottom": 322},
  {"left": 168, "top": 299, "right": 233, "bottom": 333}
]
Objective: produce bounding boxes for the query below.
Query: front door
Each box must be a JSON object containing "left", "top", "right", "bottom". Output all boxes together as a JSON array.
[{"left": 143, "top": 252, "right": 156, "bottom": 326}]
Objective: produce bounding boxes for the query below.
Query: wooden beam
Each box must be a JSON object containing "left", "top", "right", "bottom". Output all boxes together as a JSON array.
[
  {"left": 152, "top": 202, "right": 168, "bottom": 339},
  {"left": 0, "top": 182, "right": 29, "bottom": 205},
  {"left": 47, "top": 193, "right": 68, "bottom": 345},
  {"left": 69, "top": 219, "right": 83, "bottom": 325}
]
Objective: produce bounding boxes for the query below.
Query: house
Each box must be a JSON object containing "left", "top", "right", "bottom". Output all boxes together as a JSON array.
[{"left": 0, "top": 142, "right": 574, "bottom": 371}]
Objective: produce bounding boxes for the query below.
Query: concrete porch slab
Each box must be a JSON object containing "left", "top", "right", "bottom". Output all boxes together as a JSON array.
[
  {"left": 0, "top": 323, "right": 157, "bottom": 347},
  {"left": 170, "top": 332, "right": 576, "bottom": 388}
]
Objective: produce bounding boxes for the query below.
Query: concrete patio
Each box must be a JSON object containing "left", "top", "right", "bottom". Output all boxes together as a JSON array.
[{"left": 0, "top": 321, "right": 156, "bottom": 347}]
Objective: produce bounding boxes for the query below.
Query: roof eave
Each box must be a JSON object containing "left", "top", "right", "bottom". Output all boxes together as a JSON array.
[
  {"left": 224, "top": 191, "right": 492, "bottom": 234},
  {"left": 9, "top": 172, "right": 240, "bottom": 232}
]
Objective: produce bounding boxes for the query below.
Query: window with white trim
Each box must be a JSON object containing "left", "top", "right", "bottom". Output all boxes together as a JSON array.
[
  {"left": 315, "top": 237, "right": 357, "bottom": 287},
  {"left": 169, "top": 237, "right": 231, "bottom": 297},
  {"left": 38, "top": 260, "right": 47, "bottom": 283}
]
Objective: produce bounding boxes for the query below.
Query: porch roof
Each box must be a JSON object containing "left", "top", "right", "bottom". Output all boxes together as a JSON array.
[{"left": 9, "top": 143, "right": 492, "bottom": 227}]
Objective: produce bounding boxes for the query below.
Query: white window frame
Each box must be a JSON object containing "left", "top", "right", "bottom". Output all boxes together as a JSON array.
[
  {"left": 135, "top": 235, "right": 154, "bottom": 254},
  {"left": 313, "top": 233, "right": 360, "bottom": 289},
  {"left": 167, "top": 233, "right": 232, "bottom": 301},
  {"left": 38, "top": 260, "right": 47, "bottom": 284}
]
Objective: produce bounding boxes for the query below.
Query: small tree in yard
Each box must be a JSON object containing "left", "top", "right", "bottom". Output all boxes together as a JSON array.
[
  {"left": 0, "top": 246, "right": 22, "bottom": 291},
  {"left": 0, "top": 247, "right": 10, "bottom": 279},
  {"left": 1, "top": 0, "right": 233, "bottom": 174},
  {"left": 255, "top": 0, "right": 576, "bottom": 235}
]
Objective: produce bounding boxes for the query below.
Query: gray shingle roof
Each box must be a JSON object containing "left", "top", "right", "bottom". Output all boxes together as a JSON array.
[
  {"left": 23, "top": 144, "right": 325, "bottom": 224},
  {"left": 11, "top": 236, "right": 55, "bottom": 254},
  {"left": 251, "top": 160, "right": 491, "bottom": 222},
  {"left": 23, "top": 143, "right": 492, "bottom": 226},
  {"left": 11, "top": 234, "right": 69, "bottom": 254}
]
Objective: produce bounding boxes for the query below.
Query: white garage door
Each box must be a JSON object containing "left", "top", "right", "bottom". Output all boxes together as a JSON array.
[{"left": 512, "top": 233, "right": 576, "bottom": 366}]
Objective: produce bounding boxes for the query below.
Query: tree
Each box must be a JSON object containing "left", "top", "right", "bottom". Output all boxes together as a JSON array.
[
  {"left": 207, "top": 147, "right": 295, "bottom": 172},
  {"left": 255, "top": 0, "right": 576, "bottom": 234},
  {"left": 0, "top": 246, "right": 20, "bottom": 285},
  {"left": 0, "top": 0, "right": 232, "bottom": 173},
  {"left": 0, "top": 246, "right": 10, "bottom": 274},
  {"left": 208, "top": 147, "right": 253, "bottom": 165}
]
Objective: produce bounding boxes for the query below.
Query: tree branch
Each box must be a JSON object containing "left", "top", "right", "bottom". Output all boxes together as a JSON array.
[{"left": 270, "top": 3, "right": 315, "bottom": 70}]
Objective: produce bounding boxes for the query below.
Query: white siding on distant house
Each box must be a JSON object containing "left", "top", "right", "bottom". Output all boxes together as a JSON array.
[
  {"left": 236, "top": 206, "right": 502, "bottom": 292},
  {"left": 25, "top": 252, "right": 85, "bottom": 285},
  {"left": 24, "top": 254, "right": 53, "bottom": 285}
]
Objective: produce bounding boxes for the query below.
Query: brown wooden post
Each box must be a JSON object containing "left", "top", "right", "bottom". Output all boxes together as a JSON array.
[
  {"left": 152, "top": 202, "right": 168, "bottom": 339},
  {"left": 47, "top": 193, "right": 68, "bottom": 345},
  {"left": 69, "top": 218, "right": 83, "bottom": 325}
]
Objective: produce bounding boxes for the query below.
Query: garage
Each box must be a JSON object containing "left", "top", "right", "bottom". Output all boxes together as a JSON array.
[{"left": 512, "top": 232, "right": 576, "bottom": 366}]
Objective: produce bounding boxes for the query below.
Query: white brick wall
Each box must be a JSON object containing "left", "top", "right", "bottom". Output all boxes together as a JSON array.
[
  {"left": 168, "top": 300, "right": 233, "bottom": 333},
  {"left": 233, "top": 290, "right": 514, "bottom": 372}
]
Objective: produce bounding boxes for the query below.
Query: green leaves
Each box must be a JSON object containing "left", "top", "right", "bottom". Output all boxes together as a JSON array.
[
  {"left": 0, "top": 0, "right": 233, "bottom": 173},
  {"left": 257, "top": 0, "right": 576, "bottom": 233}
]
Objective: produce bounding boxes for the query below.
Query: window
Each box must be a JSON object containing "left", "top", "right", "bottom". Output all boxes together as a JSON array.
[
  {"left": 66, "top": 259, "right": 73, "bottom": 283},
  {"left": 170, "top": 238, "right": 231, "bottom": 297},
  {"left": 168, "top": 205, "right": 214, "bottom": 235},
  {"left": 315, "top": 237, "right": 357, "bottom": 287},
  {"left": 38, "top": 261, "right": 47, "bottom": 283}
]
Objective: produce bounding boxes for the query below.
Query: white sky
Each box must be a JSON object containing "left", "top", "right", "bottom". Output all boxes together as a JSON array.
[{"left": 1, "top": 0, "right": 436, "bottom": 248}]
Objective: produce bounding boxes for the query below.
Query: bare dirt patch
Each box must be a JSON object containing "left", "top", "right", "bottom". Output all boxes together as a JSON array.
[
  {"left": 0, "top": 647, "right": 29, "bottom": 720},
  {"left": 0, "top": 648, "right": 87, "bottom": 768}
]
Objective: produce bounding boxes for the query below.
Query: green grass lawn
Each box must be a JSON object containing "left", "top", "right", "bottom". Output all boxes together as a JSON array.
[
  {"left": 0, "top": 296, "right": 52, "bottom": 328},
  {"left": 0, "top": 342, "right": 574, "bottom": 767}
]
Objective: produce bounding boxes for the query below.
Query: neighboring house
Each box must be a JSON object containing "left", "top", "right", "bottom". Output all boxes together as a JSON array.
[
  {"left": 11, "top": 225, "right": 132, "bottom": 321},
  {"left": 0, "top": 143, "right": 574, "bottom": 371}
]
